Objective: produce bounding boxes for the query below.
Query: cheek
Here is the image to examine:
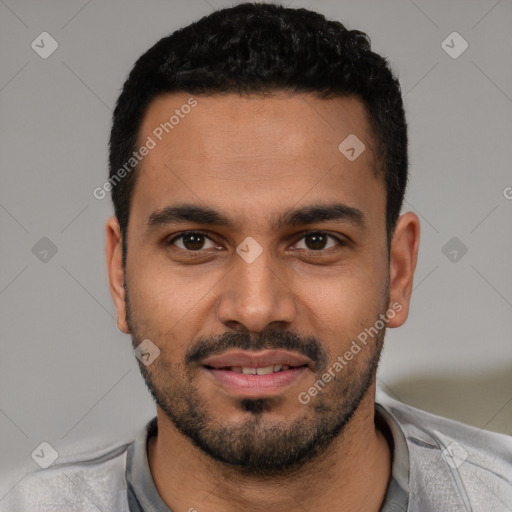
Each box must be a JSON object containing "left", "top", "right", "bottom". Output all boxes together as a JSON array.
[
  {"left": 303, "top": 265, "right": 383, "bottom": 313},
  {"left": 127, "top": 260, "right": 223, "bottom": 347},
  {"left": 130, "top": 259, "right": 203, "bottom": 317},
  {"left": 297, "top": 266, "right": 387, "bottom": 348}
]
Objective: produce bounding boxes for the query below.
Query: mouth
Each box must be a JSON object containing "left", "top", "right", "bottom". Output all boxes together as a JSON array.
[
  {"left": 201, "top": 350, "right": 313, "bottom": 398},
  {"left": 206, "top": 364, "right": 299, "bottom": 374}
]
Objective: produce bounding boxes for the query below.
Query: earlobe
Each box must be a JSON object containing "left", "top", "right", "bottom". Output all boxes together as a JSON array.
[
  {"left": 105, "top": 216, "right": 130, "bottom": 334},
  {"left": 387, "top": 212, "right": 420, "bottom": 328}
]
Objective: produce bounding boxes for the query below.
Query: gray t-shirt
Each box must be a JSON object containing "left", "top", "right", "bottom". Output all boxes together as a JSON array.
[
  {"left": 2, "top": 392, "right": 511, "bottom": 511},
  {"left": 125, "top": 405, "right": 410, "bottom": 511}
]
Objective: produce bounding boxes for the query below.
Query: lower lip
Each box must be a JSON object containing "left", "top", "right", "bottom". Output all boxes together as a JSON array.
[{"left": 204, "top": 367, "right": 308, "bottom": 397}]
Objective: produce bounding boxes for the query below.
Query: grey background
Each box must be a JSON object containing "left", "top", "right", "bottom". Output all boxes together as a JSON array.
[{"left": 1, "top": 0, "right": 511, "bottom": 485}]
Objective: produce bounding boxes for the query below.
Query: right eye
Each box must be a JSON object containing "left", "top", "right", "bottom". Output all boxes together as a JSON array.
[{"left": 166, "top": 231, "right": 218, "bottom": 251}]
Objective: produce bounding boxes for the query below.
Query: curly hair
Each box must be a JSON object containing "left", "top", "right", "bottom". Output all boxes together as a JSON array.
[{"left": 109, "top": 2, "right": 408, "bottom": 257}]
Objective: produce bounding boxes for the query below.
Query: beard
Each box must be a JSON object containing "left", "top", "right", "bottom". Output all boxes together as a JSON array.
[{"left": 125, "top": 287, "right": 387, "bottom": 475}]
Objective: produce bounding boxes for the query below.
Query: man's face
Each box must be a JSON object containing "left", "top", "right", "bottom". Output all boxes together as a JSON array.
[{"left": 114, "top": 92, "right": 395, "bottom": 471}]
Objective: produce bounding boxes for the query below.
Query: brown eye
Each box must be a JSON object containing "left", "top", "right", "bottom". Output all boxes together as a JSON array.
[
  {"left": 294, "top": 232, "right": 341, "bottom": 251},
  {"left": 168, "top": 231, "right": 216, "bottom": 251}
]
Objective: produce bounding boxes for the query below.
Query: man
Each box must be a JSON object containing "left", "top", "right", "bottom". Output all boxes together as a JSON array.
[{"left": 2, "top": 2, "right": 511, "bottom": 511}]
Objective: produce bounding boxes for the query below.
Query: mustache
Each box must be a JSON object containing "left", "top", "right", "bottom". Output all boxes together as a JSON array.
[{"left": 185, "top": 328, "right": 329, "bottom": 372}]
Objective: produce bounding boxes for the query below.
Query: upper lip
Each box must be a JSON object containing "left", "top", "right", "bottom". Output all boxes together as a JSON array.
[{"left": 201, "top": 349, "right": 314, "bottom": 370}]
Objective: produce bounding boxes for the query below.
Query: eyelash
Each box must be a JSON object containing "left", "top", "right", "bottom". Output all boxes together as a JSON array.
[{"left": 165, "top": 230, "right": 347, "bottom": 253}]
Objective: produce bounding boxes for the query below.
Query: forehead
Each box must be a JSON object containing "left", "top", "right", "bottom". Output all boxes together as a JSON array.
[{"left": 130, "top": 92, "right": 385, "bottom": 234}]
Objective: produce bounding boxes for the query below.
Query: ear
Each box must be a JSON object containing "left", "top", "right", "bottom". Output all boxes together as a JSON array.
[
  {"left": 106, "top": 216, "right": 130, "bottom": 334},
  {"left": 386, "top": 212, "right": 420, "bottom": 328}
]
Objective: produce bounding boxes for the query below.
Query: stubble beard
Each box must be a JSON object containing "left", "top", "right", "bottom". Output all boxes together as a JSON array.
[{"left": 125, "top": 286, "right": 386, "bottom": 475}]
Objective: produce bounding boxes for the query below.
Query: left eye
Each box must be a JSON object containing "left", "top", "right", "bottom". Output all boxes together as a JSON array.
[
  {"left": 167, "top": 231, "right": 342, "bottom": 252},
  {"left": 293, "top": 232, "right": 340, "bottom": 251}
]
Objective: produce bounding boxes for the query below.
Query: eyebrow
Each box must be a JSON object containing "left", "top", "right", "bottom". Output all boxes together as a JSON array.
[{"left": 146, "top": 202, "right": 366, "bottom": 232}]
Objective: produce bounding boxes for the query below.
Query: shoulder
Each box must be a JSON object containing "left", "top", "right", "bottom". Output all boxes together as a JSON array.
[
  {"left": 0, "top": 433, "right": 136, "bottom": 512},
  {"left": 376, "top": 390, "right": 512, "bottom": 511}
]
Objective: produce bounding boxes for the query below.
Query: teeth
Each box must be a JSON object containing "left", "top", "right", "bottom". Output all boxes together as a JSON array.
[
  {"left": 233, "top": 364, "right": 289, "bottom": 374},
  {"left": 256, "top": 365, "right": 274, "bottom": 375}
]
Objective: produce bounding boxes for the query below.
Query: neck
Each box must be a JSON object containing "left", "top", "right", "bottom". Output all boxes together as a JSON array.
[{"left": 148, "top": 381, "right": 391, "bottom": 512}]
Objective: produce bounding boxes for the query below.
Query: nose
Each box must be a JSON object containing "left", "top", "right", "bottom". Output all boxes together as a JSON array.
[{"left": 215, "top": 245, "right": 297, "bottom": 333}]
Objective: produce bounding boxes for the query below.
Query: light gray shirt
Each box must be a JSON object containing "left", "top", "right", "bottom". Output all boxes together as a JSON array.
[{"left": 2, "top": 391, "right": 511, "bottom": 511}]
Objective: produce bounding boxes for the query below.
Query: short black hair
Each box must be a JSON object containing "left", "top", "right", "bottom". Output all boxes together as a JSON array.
[{"left": 109, "top": 2, "right": 408, "bottom": 259}]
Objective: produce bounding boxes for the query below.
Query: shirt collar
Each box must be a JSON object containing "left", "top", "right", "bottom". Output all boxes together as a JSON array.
[{"left": 126, "top": 401, "right": 410, "bottom": 512}]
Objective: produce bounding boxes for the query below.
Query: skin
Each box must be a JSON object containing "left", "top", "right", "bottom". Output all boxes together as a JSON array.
[{"left": 106, "top": 92, "right": 420, "bottom": 512}]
